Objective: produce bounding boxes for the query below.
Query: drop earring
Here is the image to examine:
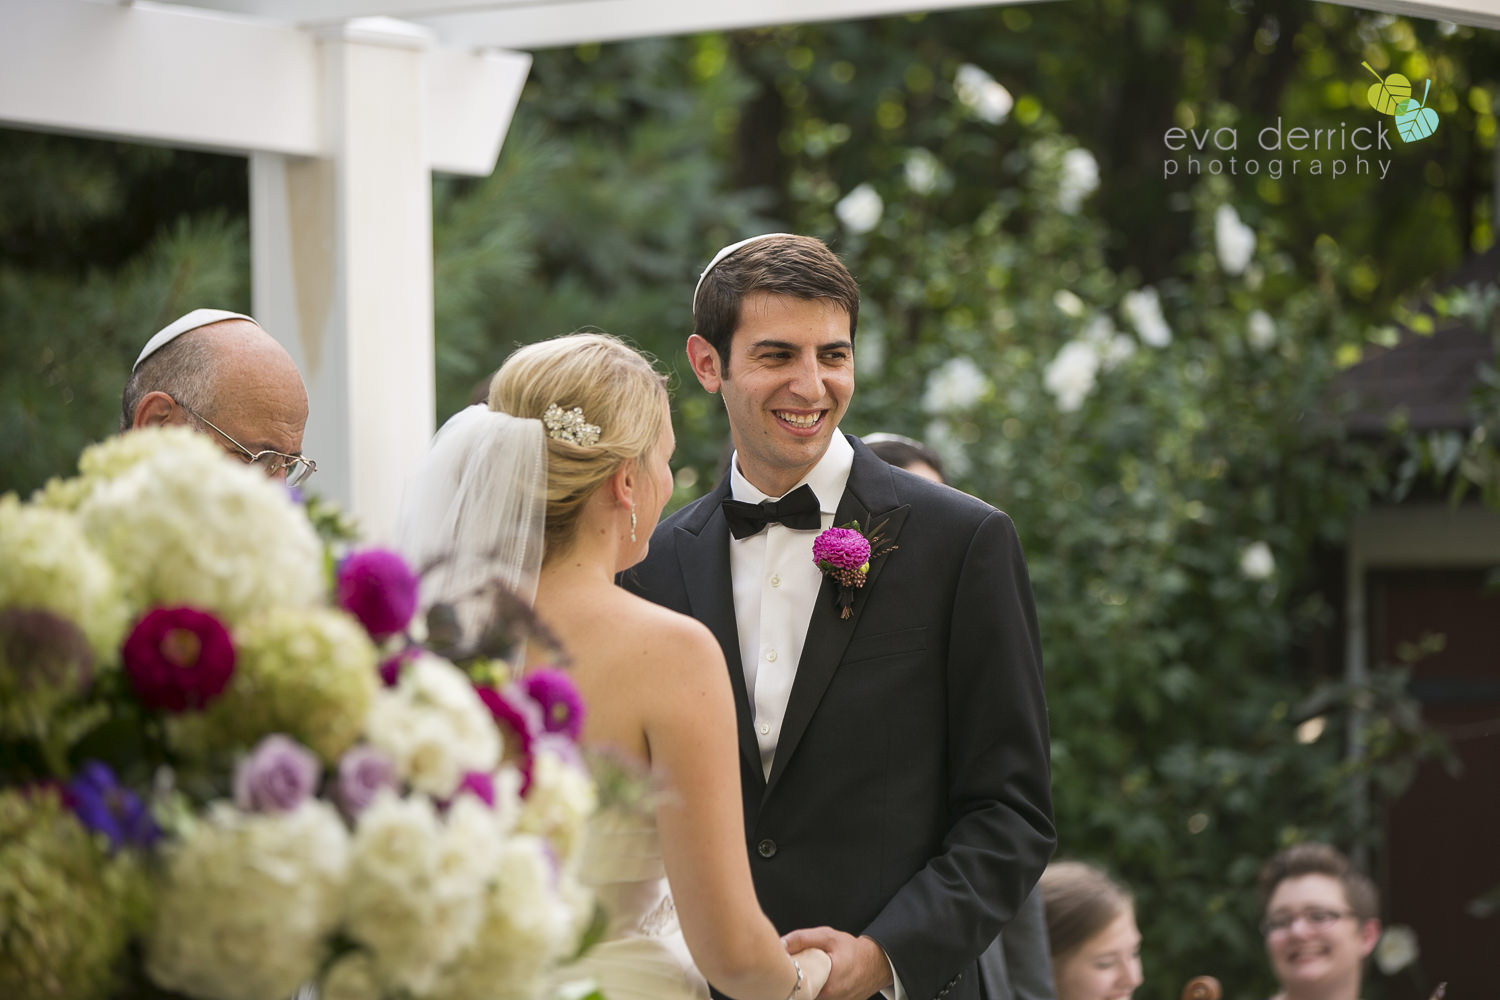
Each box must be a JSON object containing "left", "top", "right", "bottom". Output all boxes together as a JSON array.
[{"left": 630, "top": 507, "right": 637, "bottom": 543}]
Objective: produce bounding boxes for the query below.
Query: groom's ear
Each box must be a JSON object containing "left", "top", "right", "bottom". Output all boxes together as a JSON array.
[{"left": 686, "top": 335, "right": 724, "bottom": 393}]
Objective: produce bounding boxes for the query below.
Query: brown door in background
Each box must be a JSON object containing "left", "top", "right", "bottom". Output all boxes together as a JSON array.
[{"left": 1369, "top": 568, "right": 1500, "bottom": 1000}]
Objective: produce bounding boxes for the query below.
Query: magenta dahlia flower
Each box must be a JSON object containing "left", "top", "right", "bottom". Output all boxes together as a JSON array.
[
  {"left": 522, "top": 668, "right": 586, "bottom": 741},
  {"left": 121, "top": 606, "right": 235, "bottom": 713},
  {"left": 812, "top": 527, "right": 871, "bottom": 571},
  {"left": 336, "top": 548, "right": 420, "bottom": 640}
]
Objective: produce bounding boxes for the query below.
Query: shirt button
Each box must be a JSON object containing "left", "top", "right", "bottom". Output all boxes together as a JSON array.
[
  {"left": 759, "top": 723, "right": 770, "bottom": 736},
  {"left": 757, "top": 838, "right": 778, "bottom": 858},
  {"left": 765, "top": 649, "right": 778, "bottom": 663},
  {"left": 770, "top": 574, "right": 781, "bottom": 587}
]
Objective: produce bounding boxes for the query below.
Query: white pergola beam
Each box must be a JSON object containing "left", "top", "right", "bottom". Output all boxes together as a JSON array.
[
  {"left": 0, "top": 0, "right": 320, "bottom": 157},
  {"left": 167, "top": 0, "right": 1021, "bottom": 48},
  {"left": 414, "top": 0, "right": 1015, "bottom": 49},
  {"left": 0, "top": 0, "right": 527, "bottom": 175},
  {"left": 1320, "top": 0, "right": 1500, "bottom": 31}
]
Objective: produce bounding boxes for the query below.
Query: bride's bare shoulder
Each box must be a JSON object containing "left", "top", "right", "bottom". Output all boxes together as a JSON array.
[{"left": 609, "top": 590, "right": 724, "bottom": 673}]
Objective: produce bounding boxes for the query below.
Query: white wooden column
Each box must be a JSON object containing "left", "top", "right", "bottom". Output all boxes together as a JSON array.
[{"left": 252, "top": 18, "right": 436, "bottom": 542}]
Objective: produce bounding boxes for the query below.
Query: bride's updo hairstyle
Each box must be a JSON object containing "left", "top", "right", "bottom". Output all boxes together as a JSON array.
[{"left": 488, "top": 332, "right": 668, "bottom": 557}]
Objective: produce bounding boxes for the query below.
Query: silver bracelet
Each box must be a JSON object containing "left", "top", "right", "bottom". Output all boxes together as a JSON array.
[{"left": 785, "top": 955, "right": 804, "bottom": 1000}]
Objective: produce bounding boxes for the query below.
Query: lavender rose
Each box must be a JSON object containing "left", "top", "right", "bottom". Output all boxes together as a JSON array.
[
  {"left": 234, "top": 734, "right": 320, "bottom": 813},
  {"left": 334, "top": 744, "right": 396, "bottom": 817}
]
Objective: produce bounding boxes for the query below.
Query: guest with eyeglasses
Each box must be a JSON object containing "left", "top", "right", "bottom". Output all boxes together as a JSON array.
[
  {"left": 122, "top": 309, "right": 316, "bottom": 486},
  {"left": 1258, "top": 843, "right": 1381, "bottom": 1000}
]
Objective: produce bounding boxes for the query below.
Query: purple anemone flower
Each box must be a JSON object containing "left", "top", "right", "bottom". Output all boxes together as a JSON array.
[{"left": 64, "top": 761, "right": 158, "bottom": 852}]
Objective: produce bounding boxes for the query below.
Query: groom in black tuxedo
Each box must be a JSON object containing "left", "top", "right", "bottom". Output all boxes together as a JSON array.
[{"left": 626, "top": 234, "right": 1054, "bottom": 1000}]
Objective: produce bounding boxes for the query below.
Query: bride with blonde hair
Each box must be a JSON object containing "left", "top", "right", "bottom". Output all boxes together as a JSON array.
[{"left": 397, "top": 331, "right": 830, "bottom": 1000}]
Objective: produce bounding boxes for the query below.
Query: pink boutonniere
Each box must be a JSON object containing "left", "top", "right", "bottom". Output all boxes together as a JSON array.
[{"left": 812, "top": 519, "right": 898, "bottom": 619}]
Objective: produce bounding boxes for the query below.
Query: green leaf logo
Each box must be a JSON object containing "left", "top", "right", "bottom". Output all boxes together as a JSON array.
[
  {"left": 1362, "top": 61, "right": 1412, "bottom": 115},
  {"left": 1395, "top": 79, "right": 1440, "bottom": 142}
]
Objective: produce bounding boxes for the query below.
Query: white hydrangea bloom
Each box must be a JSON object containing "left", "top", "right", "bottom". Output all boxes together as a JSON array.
[
  {"left": 343, "top": 791, "right": 464, "bottom": 995},
  {"left": 1246, "top": 310, "right": 1277, "bottom": 351},
  {"left": 835, "top": 183, "right": 883, "bottom": 234},
  {"left": 518, "top": 748, "right": 598, "bottom": 864},
  {"left": 904, "top": 149, "right": 941, "bottom": 195},
  {"left": 1215, "top": 204, "right": 1256, "bottom": 275},
  {"left": 434, "top": 835, "right": 584, "bottom": 1000},
  {"left": 921, "top": 356, "right": 991, "bottom": 415},
  {"left": 1121, "top": 287, "right": 1172, "bottom": 347},
  {"left": 1058, "top": 148, "right": 1100, "bottom": 213},
  {"left": 145, "top": 800, "right": 349, "bottom": 1000},
  {"left": 0, "top": 496, "right": 126, "bottom": 660},
  {"left": 76, "top": 429, "right": 322, "bottom": 625},
  {"left": 1043, "top": 340, "right": 1102, "bottom": 413},
  {"left": 366, "top": 655, "right": 500, "bottom": 799},
  {"left": 954, "top": 63, "right": 1013, "bottom": 124},
  {"left": 1239, "top": 541, "right": 1275, "bottom": 581}
]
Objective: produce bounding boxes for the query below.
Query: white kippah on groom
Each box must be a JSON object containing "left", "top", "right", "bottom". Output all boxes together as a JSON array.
[{"left": 133, "top": 309, "right": 256, "bottom": 371}]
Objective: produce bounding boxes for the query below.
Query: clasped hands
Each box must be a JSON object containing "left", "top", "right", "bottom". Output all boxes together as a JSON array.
[{"left": 782, "top": 927, "right": 895, "bottom": 1000}]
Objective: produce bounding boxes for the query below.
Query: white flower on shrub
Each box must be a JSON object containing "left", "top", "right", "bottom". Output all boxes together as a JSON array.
[
  {"left": 835, "top": 183, "right": 883, "bottom": 234},
  {"left": 1215, "top": 204, "right": 1255, "bottom": 275},
  {"left": 922, "top": 356, "right": 990, "bottom": 414},
  {"left": 1082, "top": 314, "right": 1136, "bottom": 371},
  {"left": 923, "top": 419, "right": 972, "bottom": 479},
  {"left": 1043, "top": 340, "right": 1101, "bottom": 413},
  {"left": 1122, "top": 287, "right": 1172, "bottom": 347},
  {"left": 1239, "top": 541, "right": 1275, "bottom": 581},
  {"left": 905, "top": 149, "right": 941, "bottom": 195},
  {"left": 1053, "top": 289, "right": 1087, "bottom": 318},
  {"left": 1058, "top": 148, "right": 1100, "bottom": 213},
  {"left": 1374, "top": 924, "right": 1420, "bottom": 974},
  {"left": 954, "top": 64, "right": 1013, "bottom": 124},
  {"left": 1247, "top": 310, "right": 1277, "bottom": 351}
]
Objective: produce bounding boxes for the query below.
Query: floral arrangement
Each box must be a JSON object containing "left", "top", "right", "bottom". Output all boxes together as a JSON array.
[
  {"left": 812, "top": 519, "right": 896, "bottom": 619},
  {"left": 0, "top": 428, "right": 597, "bottom": 1000}
]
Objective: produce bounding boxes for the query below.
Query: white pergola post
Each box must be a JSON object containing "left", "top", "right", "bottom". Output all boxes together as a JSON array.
[{"left": 252, "top": 19, "right": 436, "bottom": 542}]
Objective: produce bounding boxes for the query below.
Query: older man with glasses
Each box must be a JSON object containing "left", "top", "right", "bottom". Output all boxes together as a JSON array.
[{"left": 122, "top": 309, "right": 316, "bottom": 486}]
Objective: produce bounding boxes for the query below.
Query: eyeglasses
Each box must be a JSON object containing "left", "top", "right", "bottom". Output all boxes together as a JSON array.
[
  {"left": 1261, "top": 908, "right": 1354, "bottom": 936},
  {"left": 171, "top": 398, "right": 317, "bottom": 487}
]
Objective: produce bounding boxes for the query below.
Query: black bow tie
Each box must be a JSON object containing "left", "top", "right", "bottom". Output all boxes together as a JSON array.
[{"left": 721, "top": 484, "right": 822, "bottom": 539}]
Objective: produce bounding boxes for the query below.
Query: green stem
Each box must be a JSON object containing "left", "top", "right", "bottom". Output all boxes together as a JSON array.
[{"left": 1361, "top": 61, "right": 1383, "bottom": 83}]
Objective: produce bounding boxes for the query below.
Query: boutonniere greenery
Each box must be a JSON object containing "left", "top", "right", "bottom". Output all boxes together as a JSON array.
[{"left": 812, "top": 519, "right": 898, "bottom": 619}]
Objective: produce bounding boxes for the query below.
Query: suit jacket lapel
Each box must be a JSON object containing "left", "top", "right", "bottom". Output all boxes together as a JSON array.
[
  {"left": 674, "top": 476, "right": 764, "bottom": 794},
  {"left": 764, "top": 439, "right": 912, "bottom": 799}
]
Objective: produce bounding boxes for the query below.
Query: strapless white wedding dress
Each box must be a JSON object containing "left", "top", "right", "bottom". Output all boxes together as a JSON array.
[{"left": 560, "top": 807, "right": 710, "bottom": 1000}]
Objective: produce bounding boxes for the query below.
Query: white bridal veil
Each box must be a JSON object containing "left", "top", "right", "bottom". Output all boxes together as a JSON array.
[{"left": 395, "top": 404, "right": 547, "bottom": 647}]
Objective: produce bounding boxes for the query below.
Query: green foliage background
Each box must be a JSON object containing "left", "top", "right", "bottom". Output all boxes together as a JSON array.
[{"left": 2, "top": 2, "right": 1498, "bottom": 997}]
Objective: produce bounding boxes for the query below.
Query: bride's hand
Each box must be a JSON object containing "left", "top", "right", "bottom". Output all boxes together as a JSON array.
[{"left": 791, "top": 947, "right": 832, "bottom": 999}]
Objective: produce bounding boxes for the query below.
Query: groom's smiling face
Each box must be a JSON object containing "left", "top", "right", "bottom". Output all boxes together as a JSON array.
[{"left": 689, "top": 291, "right": 853, "bottom": 498}]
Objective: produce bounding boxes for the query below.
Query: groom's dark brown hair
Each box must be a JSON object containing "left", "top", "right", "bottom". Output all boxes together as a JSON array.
[{"left": 691, "top": 234, "right": 860, "bottom": 374}]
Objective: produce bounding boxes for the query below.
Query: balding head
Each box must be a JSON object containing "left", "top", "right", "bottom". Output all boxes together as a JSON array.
[{"left": 123, "top": 314, "right": 309, "bottom": 460}]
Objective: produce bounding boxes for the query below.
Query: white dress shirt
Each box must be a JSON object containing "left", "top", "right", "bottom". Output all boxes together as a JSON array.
[
  {"left": 727, "top": 434, "right": 907, "bottom": 1000},
  {"left": 727, "top": 432, "right": 853, "bottom": 779}
]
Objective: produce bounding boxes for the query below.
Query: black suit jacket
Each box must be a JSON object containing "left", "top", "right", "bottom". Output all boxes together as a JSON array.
[{"left": 624, "top": 436, "right": 1055, "bottom": 1000}]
